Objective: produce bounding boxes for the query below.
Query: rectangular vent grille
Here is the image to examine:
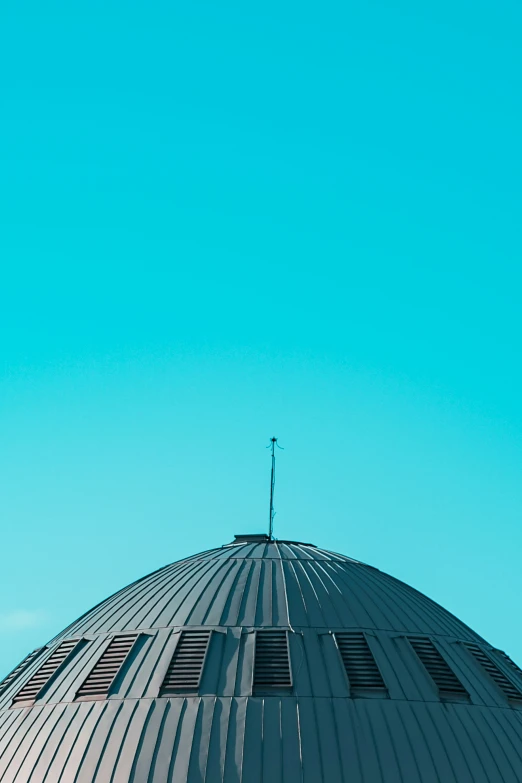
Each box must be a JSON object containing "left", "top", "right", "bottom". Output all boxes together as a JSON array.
[
  {"left": 160, "top": 631, "right": 211, "bottom": 694},
  {"left": 409, "top": 637, "right": 468, "bottom": 698},
  {"left": 253, "top": 631, "right": 292, "bottom": 692},
  {"left": 335, "top": 632, "right": 386, "bottom": 692},
  {"left": 76, "top": 634, "right": 138, "bottom": 699},
  {"left": 466, "top": 643, "right": 522, "bottom": 701},
  {"left": 497, "top": 650, "right": 522, "bottom": 678},
  {"left": 0, "top": 648, "right": 44, "bottom": 697},
  {"left": 12, "top": 639, "right": 80, "bottom": 705}
]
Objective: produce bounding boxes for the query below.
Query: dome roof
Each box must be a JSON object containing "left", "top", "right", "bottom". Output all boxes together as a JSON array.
[
  {"left": 1, "top": 535, "right": 522, "bottom": 782},
  {"left": 52, "top": 537, "right": 483, "bottom": 641}
]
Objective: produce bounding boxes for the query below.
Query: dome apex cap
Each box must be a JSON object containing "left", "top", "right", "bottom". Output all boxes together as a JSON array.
[{"left": 232, "top": 533, "right": 316, "bottom": 547}]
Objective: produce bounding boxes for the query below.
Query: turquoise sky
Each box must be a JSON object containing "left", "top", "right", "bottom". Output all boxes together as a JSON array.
[{"left": 1, "top": 1, "right": 522, "bottom": 676}]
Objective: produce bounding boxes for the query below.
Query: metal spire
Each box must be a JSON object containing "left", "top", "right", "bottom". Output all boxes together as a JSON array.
[{"left": 267, "top": 437, "right": 283, "bottom": 540}]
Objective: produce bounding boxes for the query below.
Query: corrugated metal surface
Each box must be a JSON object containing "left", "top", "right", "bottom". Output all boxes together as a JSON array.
[
  {"left": 49, "top": 541, "right": 486, "bottom": 640},
  {"left": 1, "top": 538, "right": 521, "bottom": 781},
  {"left": 0, "top": 697, "right": 521, "bottom": 782}
]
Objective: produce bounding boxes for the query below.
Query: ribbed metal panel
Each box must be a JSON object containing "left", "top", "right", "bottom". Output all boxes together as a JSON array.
[
  {"left": 408, "top": 636, "right": 468, "bottom": 699},
  {"left": 0, "top": 649, "right": 43, "bottom": 697},
  {"left": 1, "top": 538, "right": 522, "bottom": 781},
  {"left": 76, "top": 635, "right": 138, "bottom": 699},
  {"left": 335, "top": 632, "right": 386, "bottom": 693},
  {"left": 0, "top": 697, "right": 522, "bottom": 782},
  {"left": 11, "top": 640, "right": 80, "bottom": 706},
  {"left": 254, "top": 631, "right": 292, "bottom": 692},
  {"left": 50, "top": 541, "right": 487, "bottom": 640},
  {"left": 465, "top": 643, "right": 522, "bottom": 702},
  {"left": 160, "top": 630, "right": 211, "bottom": 694}
]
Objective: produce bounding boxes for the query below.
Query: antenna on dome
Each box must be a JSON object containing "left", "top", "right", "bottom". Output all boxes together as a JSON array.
[{"left": 267, "top": 436, "right": 283, "bottom": 540}]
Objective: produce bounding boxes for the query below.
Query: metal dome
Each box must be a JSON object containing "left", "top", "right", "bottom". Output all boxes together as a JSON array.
[{"left": 1, "top": 535, "right": 522, "bottom": 782}]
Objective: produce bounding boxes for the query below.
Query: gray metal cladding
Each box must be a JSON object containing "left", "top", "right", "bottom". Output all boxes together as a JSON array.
[
  {"left": 2, "top": 538, "right": 522, "bottom": 781},
  {"left": 0, "top": 697, "right": 521, "bottom": 782},
  {"left": 49, "top": 541, "right": 486, "bottom": 639}
]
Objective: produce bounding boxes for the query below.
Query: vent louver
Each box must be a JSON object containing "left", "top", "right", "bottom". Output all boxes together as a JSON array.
[
  {"left": 497, "top": 650, "right": 522, "bottom": 678},
  {"left": 335, "top": 632, "right": 387, "bottom": 693},
  {"left": 76, "top": 634, "right": 138, "bottom": 700},
  {"left": 12, "top": 639, "right": 81, "bottom": 706},
  {"left": 253, "top": 630, "right": 292, "bottom": 693},
  {"left": 408, "top": 637, "right": 468, "bottom": 699},
  {"left": 465, "top": 643, "right": 522, "bottom": 701},
  {"left": 160, "top": 630, "right": 211, "bottom": 694},
  {"left": 0, "top": 648, "right": 44, "bottom": 697}
]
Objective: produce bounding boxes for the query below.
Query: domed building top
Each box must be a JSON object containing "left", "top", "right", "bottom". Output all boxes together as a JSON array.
[
  {"left": 1, "top": 534, "right": 522, "bottom": 782},
  {"left": 51, "top": 534, "right": 483, "bottom": 642}
]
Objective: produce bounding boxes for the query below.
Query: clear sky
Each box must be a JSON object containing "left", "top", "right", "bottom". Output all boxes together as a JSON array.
[{"left": 1, "top": 1, "right": 522, "bottom": 677}]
